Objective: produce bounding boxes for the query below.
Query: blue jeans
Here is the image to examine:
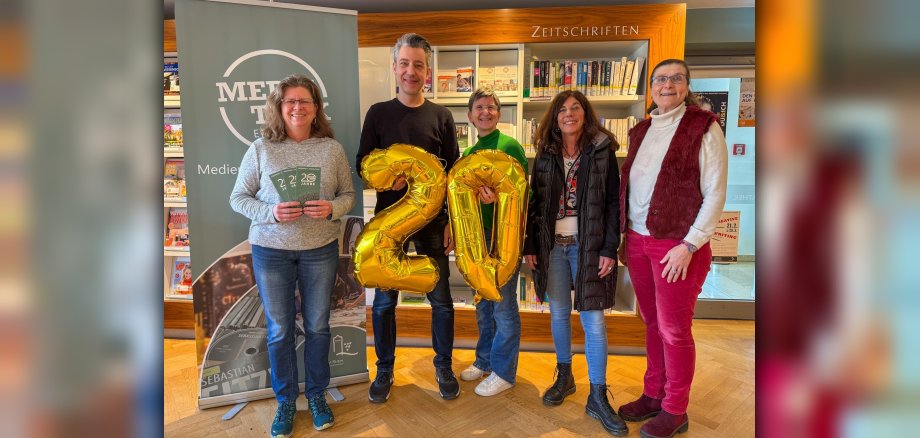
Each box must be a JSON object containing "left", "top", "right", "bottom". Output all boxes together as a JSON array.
[
  {"left": 472, "top": 229, "right": 522, "bottom": 384},
  {"left": 372, "top": 217, "right": 454, "bottom": 371},
  {"left": 546, "top": 240, "right": 609, "bottom": 385},
  {"left": 252, "top": 241, "right": 338, "bottom": 401}
]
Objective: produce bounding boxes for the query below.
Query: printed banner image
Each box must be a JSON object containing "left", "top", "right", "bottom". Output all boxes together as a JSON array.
[
  {"left": 695, "top": 91, "right": 729, "bottom": 135},
  {"left": 174, "top": 0, "right": 363, "bottom": 409},
  {"left": 196, "top": 222, "right": 368, "bottom": 408},
  {"left": 738, "top": 77, "right": 755, "bottom": 127}
]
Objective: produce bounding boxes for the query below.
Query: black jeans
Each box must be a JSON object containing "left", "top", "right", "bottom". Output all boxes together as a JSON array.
[{"left": 372, "top": 216, "right": 454, "bottom": 371}]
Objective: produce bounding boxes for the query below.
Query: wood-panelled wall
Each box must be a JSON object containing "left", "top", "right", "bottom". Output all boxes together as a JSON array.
[{"left": 166, "top": 4, "right": 686, "bottom": 59}]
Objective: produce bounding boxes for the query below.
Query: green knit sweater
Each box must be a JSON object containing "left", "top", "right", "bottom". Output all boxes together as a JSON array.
[{"left": 462, "top": 129, "right": 529, "bottom": 230}]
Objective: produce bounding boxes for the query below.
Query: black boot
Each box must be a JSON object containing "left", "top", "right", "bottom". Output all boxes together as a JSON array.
[
  {"left": 542, "top": 363, "right": 575, "bottom": 406},
  {"left": 586, "top": 384, "right": 629, "bottom": 436}
]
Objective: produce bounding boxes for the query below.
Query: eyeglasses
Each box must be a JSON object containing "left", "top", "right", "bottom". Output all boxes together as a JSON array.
[
  {"left": 282, "top": 99, "right": 315, "bottom": 107},
  {"left": 650, "top": 74, "right": 687, "bottom": 86},
  {"left": 473, "top": 104, "right": 498, "bottom": 112}
]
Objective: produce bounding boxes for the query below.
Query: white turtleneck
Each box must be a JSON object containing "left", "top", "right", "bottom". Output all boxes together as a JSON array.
[{"left": 627, "top": 103, "right": 728, "bottom": 248}]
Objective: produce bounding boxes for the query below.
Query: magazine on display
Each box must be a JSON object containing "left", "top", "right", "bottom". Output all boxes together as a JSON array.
[
  {"left": 171, "top": 257, "right": 193, "bottom": 296},
  {"left": 456, "top": 66, "right": 474, "bottom": 92},
  {"left": 165, "top": 207, "right": 190, "bottom": 248},
  {"left": 164, "top": 158, "right": 186, "bottom": 199},
  {"left": 164, "top": 113, "right": 183, "bottom": 148}
]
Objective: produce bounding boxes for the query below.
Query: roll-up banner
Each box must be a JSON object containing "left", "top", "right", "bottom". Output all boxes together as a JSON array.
[{"left": 174, "top": 0, "right": 366, "bottom": 409}]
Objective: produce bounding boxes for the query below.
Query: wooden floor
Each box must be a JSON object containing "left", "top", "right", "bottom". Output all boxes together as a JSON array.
[{"left": 165, "top": 319, "right": 753, "bottom": 437}]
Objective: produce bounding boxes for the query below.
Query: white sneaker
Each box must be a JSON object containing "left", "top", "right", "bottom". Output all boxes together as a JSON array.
[
  {"left": 474, "top": 373, "right": 514, "bottom": 396},
  {"left": 460, "top": 364, "right": 486, "bottom": 381}
]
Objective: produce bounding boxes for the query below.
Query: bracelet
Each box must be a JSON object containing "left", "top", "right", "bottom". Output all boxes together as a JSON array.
[{"left": 681, "top": 240, "right": 698, "bottom": 254}]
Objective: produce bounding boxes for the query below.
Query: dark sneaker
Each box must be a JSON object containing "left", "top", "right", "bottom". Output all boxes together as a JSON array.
[
  {"left": 368, "top": 370, "right": 394, "bottom": 403},
  {"left": 307, "top": 392, "right": 334, "bottom": 431},
  {"left": 435, "top": 367, "right": 460, "bottom": 400},
  {"left": 270, "top": 400, "right": 297, "bottom": 438}
]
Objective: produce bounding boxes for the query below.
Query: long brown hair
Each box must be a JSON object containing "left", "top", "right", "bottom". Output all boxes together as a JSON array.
[
  {"left": 646, "top": 58, "right": 700, "bottom": 114},
  {"left": 534, "top": 90, "right": 617, "bottom": 155},
  {"left": 261, "top": 74, "right": 335, "bottom": 142}
]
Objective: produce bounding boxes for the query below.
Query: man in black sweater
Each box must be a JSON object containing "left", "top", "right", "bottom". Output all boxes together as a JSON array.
[{"left": 356, "top": 33, "right": 461, "bottom": 403}]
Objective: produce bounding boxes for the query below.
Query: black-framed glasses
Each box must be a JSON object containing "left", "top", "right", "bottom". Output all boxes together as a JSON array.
[
  {"left": 650, "top": 74, "right": 687, "bottom": 86},
  {"left": 282, "top": 99, "right": 315, "bottom": 107}
]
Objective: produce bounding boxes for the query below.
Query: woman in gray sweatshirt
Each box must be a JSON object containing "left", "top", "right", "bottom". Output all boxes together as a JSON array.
[{"left": 229, "top": 74, "right": 354, "bottom": 437}]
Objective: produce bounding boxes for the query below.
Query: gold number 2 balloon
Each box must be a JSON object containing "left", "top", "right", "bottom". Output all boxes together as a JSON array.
[
  {"left": 447, "top": 149, "right": 528, "bottom": 302},
  {"left": 353, "top": 144, "right": 448, "bottom": 294}
]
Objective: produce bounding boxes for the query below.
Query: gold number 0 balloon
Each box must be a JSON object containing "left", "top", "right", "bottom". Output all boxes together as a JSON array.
[
  {"left": 353, "top": 144, "right": 448, "bottom": 294},
  {"left": 447, "top": 149, "right": 528, "bottom": 302}
]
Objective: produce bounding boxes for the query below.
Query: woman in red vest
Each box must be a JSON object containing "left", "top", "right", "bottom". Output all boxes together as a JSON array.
[{"left": 617, "top": 59, "right": 728, "bottom": 438}]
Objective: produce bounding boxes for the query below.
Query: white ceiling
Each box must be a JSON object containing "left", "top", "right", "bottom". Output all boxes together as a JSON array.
[{"left": 164, "top": 0, "right": 754, "bottom": 18}]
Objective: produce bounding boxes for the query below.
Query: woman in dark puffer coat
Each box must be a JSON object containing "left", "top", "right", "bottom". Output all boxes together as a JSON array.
[{"left": 523, "top": 90, "right": 627, "bottom": 436}]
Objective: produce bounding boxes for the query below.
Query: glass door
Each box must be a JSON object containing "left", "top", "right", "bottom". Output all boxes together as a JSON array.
[{"left": 689, "top": 66, "right": 755, "bottom": 319}]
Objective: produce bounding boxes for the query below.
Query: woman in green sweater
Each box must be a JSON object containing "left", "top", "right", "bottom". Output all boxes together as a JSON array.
[{"left": 458, "top": 87, "right": 528, "bottom": 397}]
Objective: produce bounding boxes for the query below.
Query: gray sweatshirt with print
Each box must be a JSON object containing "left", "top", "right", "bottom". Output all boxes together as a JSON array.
[{"left": 229, "top": 136, "right": 355, "bottom": 251}]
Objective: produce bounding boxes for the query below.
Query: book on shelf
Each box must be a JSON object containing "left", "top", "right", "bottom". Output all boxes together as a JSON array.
[
  {"left": 615, "top": 56, "right": 628, "bottom": 95},
  {"left": 496, "top": 122, "right": 516, "bottom": 141},
  {"left": 478, "top": 66, "right": 495, "bottom": 90},
  {"left": 627, "top": 57, "right": 645, "bottom": 96},
  {"left": 456, "top": 66, "right": 474, "bottom": 92},
  {"left": 521, "top": 118, "right": 538, "bottom": 155},
  {"left": 563, "top": 60, "right": 573, "bottom": 91},
  {"left": 170, "top": 256, "right": 193, "bottom": 296},
  {"left": 163, "top": 61, "right": 180, "bottom": 96},
  {"left": 399, "top": 292, "right": 428, "bottom": 306},
  {"left": 164, "top": 113, "right": 183, "bottom": 148},
  {"left": 526, "top": 56, "right": 645, "bottom": 99},
  {"left": 455, "top": 123, "right": 470, "bottom": 151},
  {"left": 494, "top": 64, "right": 518, "bottom": 92},
  {"left": 164, "top": 158, "right": 186, "bottom": 199},
  {"left": 622, "top": 60, "right": 635, "bottom": 99},
  {"left": 165, "top": 207, "right": 190, "bottom": 248},
  {"left": 530, "top": 61, "right": 540, "bottom": 98},
  {"left": 436, "top": 70, "right": 456, "bottom": 95},
  {"left": 601, "top": 116, "right": 637, "bottom": 154},
  {"left": 548, "top": 61, "right": 557, "bottom": 96}
]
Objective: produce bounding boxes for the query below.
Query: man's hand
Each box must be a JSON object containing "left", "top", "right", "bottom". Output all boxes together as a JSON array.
[{"left": 443, "top": 223, "right": 454, "bottom": 255}]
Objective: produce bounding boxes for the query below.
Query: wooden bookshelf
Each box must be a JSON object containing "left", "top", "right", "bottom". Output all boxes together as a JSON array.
[
  {"left": 163, "top": 4, "right": 686, "bottom": 347},
  {"left": 365, "top": 306, "right": 646, "bottom": 348},
  {"left": 355, "top": 4, "right": 686, "bottom": 351}
]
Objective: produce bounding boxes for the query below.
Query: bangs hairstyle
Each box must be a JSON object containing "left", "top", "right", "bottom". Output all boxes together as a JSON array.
[
  {"left": 534, "top": 90, "right": 618, "bottom": 156},
  {"left": 392, "top": 33, "right": 432, "bottom": 68},
  {"left": 467, "top": 86, "right": 502, "bottom": 111},
  {"left": 646, "top": 58, "right": 700, "bottom": 114},
  {"left": 261, "top": 74, "right": 334, "bottom": 142}
]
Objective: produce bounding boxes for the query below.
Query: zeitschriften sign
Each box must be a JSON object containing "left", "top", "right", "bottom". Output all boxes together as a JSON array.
[{"left": 531, "top": 25, "right": 639, "bottom": 39}]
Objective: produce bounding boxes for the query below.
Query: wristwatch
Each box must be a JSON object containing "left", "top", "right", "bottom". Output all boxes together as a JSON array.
[{"left": 681, "top": 240, "right": 698, "bottom": 254}]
